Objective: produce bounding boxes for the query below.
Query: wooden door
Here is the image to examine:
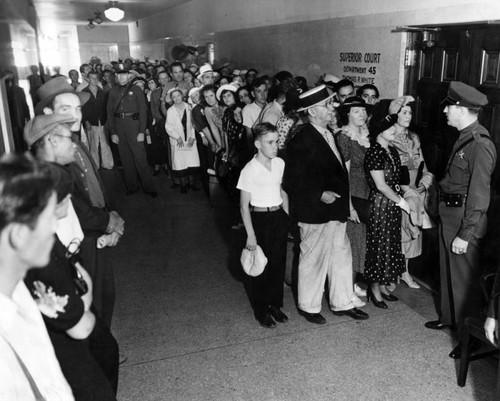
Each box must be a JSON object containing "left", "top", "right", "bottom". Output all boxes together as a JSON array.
[{"left": 404, "top": 25, "right": 500, "bottom": 289}]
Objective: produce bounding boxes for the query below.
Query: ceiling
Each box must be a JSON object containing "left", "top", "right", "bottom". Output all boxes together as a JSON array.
[{"left": 8, "top": 0, "right": 190, "bottom": 25}]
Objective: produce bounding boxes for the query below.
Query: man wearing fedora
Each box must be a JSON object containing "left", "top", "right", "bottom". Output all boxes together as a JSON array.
[
  {"left": 284, "top": 85, "right": 368, "bottom": 324},
  {"left": 107, "top": 67, "right": 158, "bottom": 197},
  {"left": 35, "top": 76, "right": 125, "bottom": 328},
  {"left": 197, "top": 63, "right": 215, "bottom": 86},
  {"left": 425, "top": 81, "right": 497, "bottom": 359}
]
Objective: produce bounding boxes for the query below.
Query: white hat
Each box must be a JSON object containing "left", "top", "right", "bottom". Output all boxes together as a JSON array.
[
  {"left": 323, "top": 74, "right": 341, "bottom": 84},
  {"left": 166, "top": 87, "right": 184, "bottom": 101},
  {"left": 188, "top": 87, "right": 201, "bottom": 105},
  {"left": 216, "top": 83, "right": 238, "bottom": 101},
  {"left": 240, "top": 245, "right": 267, "bottom": 277},
  {"left": 197, "top": 63, "right": 213, "bottom": 79}
]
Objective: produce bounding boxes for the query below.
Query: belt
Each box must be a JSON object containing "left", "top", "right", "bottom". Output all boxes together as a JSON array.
[
  {"left": 114, "top": 112, "right": 139, "bottom": 119},
  {"left": 439, "top": 191, "right": 467, "bottom": 201},
  {"left": 250, "top": 205, "right": 282, "bottom": 212}
]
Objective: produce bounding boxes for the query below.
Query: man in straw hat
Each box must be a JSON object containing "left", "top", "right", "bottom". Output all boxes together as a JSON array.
[
  {"left": 425, "top": 81, "right": 496, "bottom": 359},
  {"left": 284, "top": 85, "right": 369, "bottom": 324}
]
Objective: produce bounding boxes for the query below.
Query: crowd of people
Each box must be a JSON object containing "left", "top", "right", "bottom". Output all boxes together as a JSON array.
[{"left": 0, "top": 54, "right": 499, "bottom": 399}]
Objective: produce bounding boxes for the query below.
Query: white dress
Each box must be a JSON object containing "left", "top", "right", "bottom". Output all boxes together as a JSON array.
[{"left": 165, "top": 102, "right": 200, "bottom": 175}]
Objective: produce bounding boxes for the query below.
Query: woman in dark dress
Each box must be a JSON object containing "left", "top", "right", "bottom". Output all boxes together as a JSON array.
[
  {"left": 145, "top": 77, "right": 168, "bottom": 175},
  {"left": 364, "top": 114, "right": 410, "bottom": 308}
]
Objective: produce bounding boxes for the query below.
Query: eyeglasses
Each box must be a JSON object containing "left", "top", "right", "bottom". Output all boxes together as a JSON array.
[{"left": 316, "top": 101, "right": 335, "bottom": 109}]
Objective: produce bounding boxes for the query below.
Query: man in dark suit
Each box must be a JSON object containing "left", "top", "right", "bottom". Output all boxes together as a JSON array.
[{"left": 284, "top": 85, "right": 368, "bottom": 324}]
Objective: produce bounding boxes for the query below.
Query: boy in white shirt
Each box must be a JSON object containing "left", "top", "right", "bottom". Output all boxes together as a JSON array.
[{"left": 237, "top": 123, "right": 290, "bottom": 328}]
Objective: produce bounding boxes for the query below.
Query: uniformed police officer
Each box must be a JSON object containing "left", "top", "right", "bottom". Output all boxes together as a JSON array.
[
  {"left": 107, "top": 67, "right": 157, "bottom": 197},
  {"left": 425, "top": 81, "right": 497, "bottom": 359}
]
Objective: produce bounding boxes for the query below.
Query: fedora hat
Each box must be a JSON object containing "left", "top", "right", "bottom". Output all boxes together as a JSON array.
[
  {"left": 197, "top": 63, "right": 213, "bottom": 80},
  {"left": 35, "top": 77, "right": 90, "bottom": 115},
  {"left": 297, "top": 84, "right": 336, "bottom": 112},
  {"left": 24, "top": 114, "right": 76, "bottom": 148},
  {"left": 240, "top": 245, "right": 268, "bottom": 277}
]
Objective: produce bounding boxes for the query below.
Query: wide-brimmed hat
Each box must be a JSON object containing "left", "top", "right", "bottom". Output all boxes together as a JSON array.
[
  {"left": 197, "top": 63, "right": 213, "bottom": 79},
  {"left": 339, "top": 96, "right": 366, "bottom": 112},
  {"left": 369, "top": 114, "right": 398, "bottom": 138},
  {"left": 24, "top": 114, "right": 76, "bottom": 148},
  {"left": 297, "top": 84, "right": 336, "bottom": 112},
  {"left": 240, "top": 245, "right": 268, "bottom": 277},
  {"left": 216, "top": 83, "right": 238, "bottom": 101},
  {"left": 35, "top": 77, "right": 90, "bottom": 115}
]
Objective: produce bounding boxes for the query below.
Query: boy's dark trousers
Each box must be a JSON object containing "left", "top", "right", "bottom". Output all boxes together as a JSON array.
[{"left": 249, "top": 208, "right": 289, "bottom": 318}]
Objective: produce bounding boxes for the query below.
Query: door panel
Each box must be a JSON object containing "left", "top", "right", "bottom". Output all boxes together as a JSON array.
[{"left": 405, "top": 25, "right": 500, "bottom": 289}]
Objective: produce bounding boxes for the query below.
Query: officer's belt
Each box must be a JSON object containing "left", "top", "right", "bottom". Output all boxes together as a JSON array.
[
  {"left": 114, "top": 112, "right": 139, "bottom": 119},
  {"left": 439, "top": 191, "right": 467, "bottom": 207}
]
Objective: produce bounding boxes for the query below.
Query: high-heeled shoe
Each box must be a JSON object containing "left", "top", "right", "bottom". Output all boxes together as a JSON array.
[
  {"left": 380, "top": 292, "right": 399, "bottom": 302},
  {"left": 366, "top": 287, "right": 388, "bottom": 309},
  {"left": 399, "top": 273, "right": 421, "bottom": 289}
]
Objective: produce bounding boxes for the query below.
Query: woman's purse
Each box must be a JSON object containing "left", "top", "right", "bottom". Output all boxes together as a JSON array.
[{"left": 351, "top": 196, "right": 372, "bottom": 225}]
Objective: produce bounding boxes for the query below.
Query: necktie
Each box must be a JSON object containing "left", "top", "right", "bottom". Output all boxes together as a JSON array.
[{"left": 322, "top": 129, "right": 343, "bottom": 168}]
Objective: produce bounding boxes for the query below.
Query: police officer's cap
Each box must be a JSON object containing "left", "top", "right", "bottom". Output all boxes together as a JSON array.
[{"left": 444, "top": 81, "right": 488, "bottom": 109}]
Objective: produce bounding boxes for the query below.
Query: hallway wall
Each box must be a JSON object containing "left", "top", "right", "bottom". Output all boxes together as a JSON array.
[{"left": 128, "top": 0, "right": 500, "bottom": 98}]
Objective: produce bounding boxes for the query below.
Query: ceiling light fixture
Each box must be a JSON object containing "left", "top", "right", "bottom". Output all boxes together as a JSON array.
[
  {"left": 94, "top": 12, "right": 103, "bottom": 24},
  {"left": 104, "top": 1, "right": 124, "bottom": 22}
]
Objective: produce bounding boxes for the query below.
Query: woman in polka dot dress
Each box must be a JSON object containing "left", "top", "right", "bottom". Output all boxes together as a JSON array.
[{"left": 364, "top": 114, "right": 410, "bottom": 308}]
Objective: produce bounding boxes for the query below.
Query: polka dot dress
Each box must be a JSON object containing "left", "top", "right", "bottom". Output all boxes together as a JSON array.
[{"left": 364, "top": 143, "right": 405, "bottom": 285}]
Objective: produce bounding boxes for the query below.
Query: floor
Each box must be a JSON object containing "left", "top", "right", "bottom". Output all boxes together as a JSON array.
[{"left": 102, "top": 170, "right": 498, "bottom": 401}]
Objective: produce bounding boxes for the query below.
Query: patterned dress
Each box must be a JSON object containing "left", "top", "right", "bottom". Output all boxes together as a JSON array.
[
  {"left": 337, "top": 126, "right": 370, "bottom": 273},
  {"left": 363, "top": 142, "right": 406, "bottom": 284}
]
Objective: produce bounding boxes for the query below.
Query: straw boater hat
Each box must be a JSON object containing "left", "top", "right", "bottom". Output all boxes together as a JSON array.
[
  {"left": 35, "top": 77, "right": 90, "bottom": 115},
  {"left": 297, "top": 84, "right": 336, "bottom": 112}
]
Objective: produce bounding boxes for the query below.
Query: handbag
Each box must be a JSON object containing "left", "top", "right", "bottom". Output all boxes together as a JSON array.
[{"left": 351, "top": 196, "right": 372, "bottom": 224}]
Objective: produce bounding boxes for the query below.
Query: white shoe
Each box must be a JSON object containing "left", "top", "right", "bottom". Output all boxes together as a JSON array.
[
  {"left": 207, "top": 168, "right": 216, "bottom": 176},
  {"left": 351, "top": 294, "right": 366, "bottom": 308},
  {"left": 354, "top": 283, "right": 367, "bottom": 297},
  {"left": 400, "top": 273, "right": 420, "bottom": 289}
]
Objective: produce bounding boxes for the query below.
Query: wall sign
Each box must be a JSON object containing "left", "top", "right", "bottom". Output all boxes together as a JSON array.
[{"left": 339, "top": 51, "right": 381, "bottom": 87}]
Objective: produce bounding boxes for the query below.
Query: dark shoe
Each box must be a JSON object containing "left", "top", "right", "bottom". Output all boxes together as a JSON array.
[
  {"left": 152, "top": 169, "right": 160, "bottom": 176},
  {"left": 125, "top": 189, "right": 139, "bottom": 196},
  {"left": 180, "top": 185, "right": 187, "bottom": 194},
  {"left": 269, "top": 306, "right": 288, "bottom": 323},
  {"left": 424, "top": 320, "right": 450, "bottom": 330},
  {"left": 366, "top": 287, "right": 388, "bottom": 309},
  {"left": 170, "top": 183, "right": 179, "bottom": 189},
  {"left": 148, "top": 191, "right": 158, "bottom": 198},
  {"left": 256, "top": 313, "right": 276, "bottom": 329},
  {"left": 298, "top": 310, "right": 326, "bottom": 325},
  {"left": 380, "top": 292, "right": 399, "bottom": 302},
  {"left": 189, "top": 184, "right": 199, "bottom": 191},
  {"left": 331, "top": 308, "right": 369, "bottom": 320}
]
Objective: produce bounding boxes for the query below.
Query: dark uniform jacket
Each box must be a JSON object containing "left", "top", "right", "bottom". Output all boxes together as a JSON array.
[
  {"left": 439, "top": 120, "right": 497, "bottom": 242},
  {"left": 284, "top": 123, "right": 350, "bottom": 224},
  {"left": 106, "top": 84, "right": 148, "bottom": 134}
]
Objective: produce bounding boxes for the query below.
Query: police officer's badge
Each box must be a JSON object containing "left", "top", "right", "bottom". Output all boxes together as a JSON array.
[{"left": 457, "top": 150, "right": 465, "bottom": 159}]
